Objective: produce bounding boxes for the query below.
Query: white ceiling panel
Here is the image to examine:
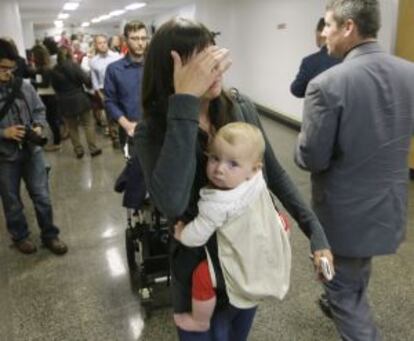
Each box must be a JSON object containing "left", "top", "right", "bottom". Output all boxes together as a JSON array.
[{"left": 17, "top": 0, "right": 196, "bottom": 28}]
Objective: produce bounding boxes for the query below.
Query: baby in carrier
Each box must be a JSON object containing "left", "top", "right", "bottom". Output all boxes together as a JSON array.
[{"left": 174, "top": 122, "right": 291, "bottom": 331}]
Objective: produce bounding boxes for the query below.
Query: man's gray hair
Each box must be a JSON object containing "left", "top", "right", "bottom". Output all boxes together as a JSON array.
[{"left": 326, "top": 0, "right": 380, "bottom": 38}]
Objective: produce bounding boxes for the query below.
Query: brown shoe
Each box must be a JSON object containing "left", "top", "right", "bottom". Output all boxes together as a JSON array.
[
  {"left": 14, "top": 238, "right": 37, "bottom": 254},
  {"left": 90, "top": 149, "right": 102, "bottom": 157},
  {"left": 75, "top": 151, "right": 85, "bottom": 159},
  {"left": 43, "top": 238, "right": 68, "bottom": 255}
]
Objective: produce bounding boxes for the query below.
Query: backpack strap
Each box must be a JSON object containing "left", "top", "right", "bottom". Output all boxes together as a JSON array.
[{"left": 0, "top": 77, "right": 23, "bottom": 122}]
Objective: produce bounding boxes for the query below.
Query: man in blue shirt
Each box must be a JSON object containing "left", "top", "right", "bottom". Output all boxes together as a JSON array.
[
  {"left": 290, "top": 18, "right": 340, "bottom": 98},
  {"left": 104, "top": 21, "right": 148, "bottom": 147}
]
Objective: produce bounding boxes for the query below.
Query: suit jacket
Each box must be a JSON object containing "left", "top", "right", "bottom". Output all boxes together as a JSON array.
[
  {"left": 290, "top": 46, "right": 340, "bottom": 98},
  {"left": 295, "top": 42, "right": 414, "bottom": 257}
]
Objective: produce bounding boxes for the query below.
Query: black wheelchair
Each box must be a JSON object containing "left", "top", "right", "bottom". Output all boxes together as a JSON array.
[{"left": 115, "top": 144, "right": 171, "bottom": 318}]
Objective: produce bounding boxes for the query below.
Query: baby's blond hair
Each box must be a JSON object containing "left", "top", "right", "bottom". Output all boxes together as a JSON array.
[{"left": 212, "top": 122, "right": 265, "bottom": 161}]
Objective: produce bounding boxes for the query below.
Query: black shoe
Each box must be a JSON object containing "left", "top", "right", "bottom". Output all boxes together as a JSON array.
[
  {"left": 318, "top": 293, "right": 333, "bottom": 319},
  {"left": 410, "top": 169, "right": 414, "bottom": 180},
  {"left": 76, "top": 151, "right": 84, "bottom": 159},
  {"left": 14, "top": 238, "right": 37, "bottom": 254},
  {"left": 90, "top": 149, "right": 102, "bottom": 157},
  {"left": 43, "top": 238, "right": 68, "bottom": 255}
]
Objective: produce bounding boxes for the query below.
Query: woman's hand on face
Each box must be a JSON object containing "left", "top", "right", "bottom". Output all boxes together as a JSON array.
[{"left": 171, "top": 45, "right": 232, "bottom": 97}]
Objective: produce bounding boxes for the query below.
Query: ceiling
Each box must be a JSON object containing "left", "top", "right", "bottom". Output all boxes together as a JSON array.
[{"left": 17, "top": 0, "right": 195, "bottom": 29}]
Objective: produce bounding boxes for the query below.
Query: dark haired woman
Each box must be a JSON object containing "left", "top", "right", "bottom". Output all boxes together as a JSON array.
[
  {"left": 51, "top": 47, "right": 101, "bottom": 159},
  {"left": 135, "top": 18, "right": 333, "bottom": 340},
  {"left": 31, "top": 45, "right": 61, "bottom": 151}
]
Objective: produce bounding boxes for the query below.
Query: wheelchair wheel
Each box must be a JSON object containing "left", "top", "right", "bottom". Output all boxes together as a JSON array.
[{"left": 125, "top": 227, "right": 139, "bottom": 271}]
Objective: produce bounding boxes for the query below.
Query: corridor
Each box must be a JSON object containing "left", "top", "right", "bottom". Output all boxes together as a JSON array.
[{"left": 0, "top": 117, "right": 413, "bottom": 340}]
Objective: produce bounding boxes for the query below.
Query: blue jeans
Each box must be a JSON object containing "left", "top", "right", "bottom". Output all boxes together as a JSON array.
[
  {"left": 0, "top": 147, "right": 59, "bottom": 242},
  {"left": 177, "top": 305, "right": 257, "bottom": 341}
]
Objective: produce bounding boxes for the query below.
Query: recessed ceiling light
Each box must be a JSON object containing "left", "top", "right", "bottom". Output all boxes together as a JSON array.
[
  {"left": 81, "top": 22, "right": 90, "bottom": 27},
  {"left": 98, "top": 14, "right": 111, "bottom": 21},
  {"left": 58, "top": 13, "right": 70, "bottom": 19},
  {"left": 109, "top": 10, "right": 126, "bottom": 16},
  {"left": 54, "top": 20, "right": 64, "bottom": 28},
  {"left": 63, "top": 2, "right": 80, "bottom": 11},
  {"left": 125, "top": 2, "right": 146, "bottom": 11}
]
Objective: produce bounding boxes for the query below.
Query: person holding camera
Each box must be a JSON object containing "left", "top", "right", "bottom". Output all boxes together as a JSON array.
[{"left": 0, "top": 38, "right": 68, "bottom": 255}]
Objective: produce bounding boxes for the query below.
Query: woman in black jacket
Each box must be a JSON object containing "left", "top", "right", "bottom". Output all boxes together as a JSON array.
[
  {"left": 135, "top": 18, "right": 333, "bottom": 340},
  {"left": 51, "top": 47, "right": 101, "bottom": 158},
  {"left": 31, "top": 45, "right": 61, "bottom": 151}
]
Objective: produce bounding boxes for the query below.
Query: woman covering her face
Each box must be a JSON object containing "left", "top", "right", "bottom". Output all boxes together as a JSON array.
[{"left": 134, "top": 17, "right": 332, "bottom": 340}]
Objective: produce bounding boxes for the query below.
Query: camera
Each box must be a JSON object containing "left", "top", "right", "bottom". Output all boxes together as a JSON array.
[{"left": 24, "top": 125, "right": 48, "bottom": 146}]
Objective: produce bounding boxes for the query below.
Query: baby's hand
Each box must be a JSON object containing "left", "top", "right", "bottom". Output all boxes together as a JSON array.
[{"left": 174, "top": 221, "right": 186, "bottom": 241}]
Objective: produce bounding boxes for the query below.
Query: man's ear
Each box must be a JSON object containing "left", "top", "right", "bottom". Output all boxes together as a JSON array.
[{"left": 343, "top": 18, "right": 355, "bottom": 38}]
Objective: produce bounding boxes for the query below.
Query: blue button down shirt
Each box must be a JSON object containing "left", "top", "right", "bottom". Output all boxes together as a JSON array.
[
  {"left": 104, "top": 55, "right": 144, "bottom": 122},
  {"left": 90, "top": 51, "right": 121, "bottom": 91}
]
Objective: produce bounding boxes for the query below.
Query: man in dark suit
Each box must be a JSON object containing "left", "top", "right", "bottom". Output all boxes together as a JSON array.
[
  {"left": 290, "top": 18, "right": 340, "bottom": 98},
  {"left": 295, "top": 1, "right": 414, "bottom": 340}
]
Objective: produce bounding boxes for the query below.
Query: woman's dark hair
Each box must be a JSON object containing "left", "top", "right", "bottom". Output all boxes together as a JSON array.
[
  {"left": 57, "top": 46, "right": 73, "bottom": 65},
  {"left": 0, "top": 38, "right": 19, "bottom": 61},
  {"left": 32, "top": 45, "right": 51, "bottom": 68},
  {"left": 43, "top": 37, "right": 59, "bottom": 56},
  {"left": 316, "top": 18, "right": 325, "bottom": 32},
  {"left": 142, "top": 17, "right": 234, "bottom": 134}
]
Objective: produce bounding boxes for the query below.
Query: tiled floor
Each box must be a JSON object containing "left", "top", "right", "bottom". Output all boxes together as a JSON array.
[{"left": 0, "top": 118, "right": 413, "bottom": 341}]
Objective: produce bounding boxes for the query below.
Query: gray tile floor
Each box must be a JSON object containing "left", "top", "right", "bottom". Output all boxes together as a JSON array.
[{"left": 0, "top": 117, "right": 413, "bottom": 341}]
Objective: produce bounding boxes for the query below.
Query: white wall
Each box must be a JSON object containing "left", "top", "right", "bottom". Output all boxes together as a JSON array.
[
  {"left": 377, "top": 0, "right": 399, "bottom": 53},
  {"left": 195, "top": 0, "right": 400, "bottom": 122},
  {"left": 0, "top": 0, "right": 26, "bottom": 56},
  {"left": 22, "top": 21, "right": 35, "bottom": 51},
  {"left": 150, "top": 3, "right": 196, "bottom": 29}
]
